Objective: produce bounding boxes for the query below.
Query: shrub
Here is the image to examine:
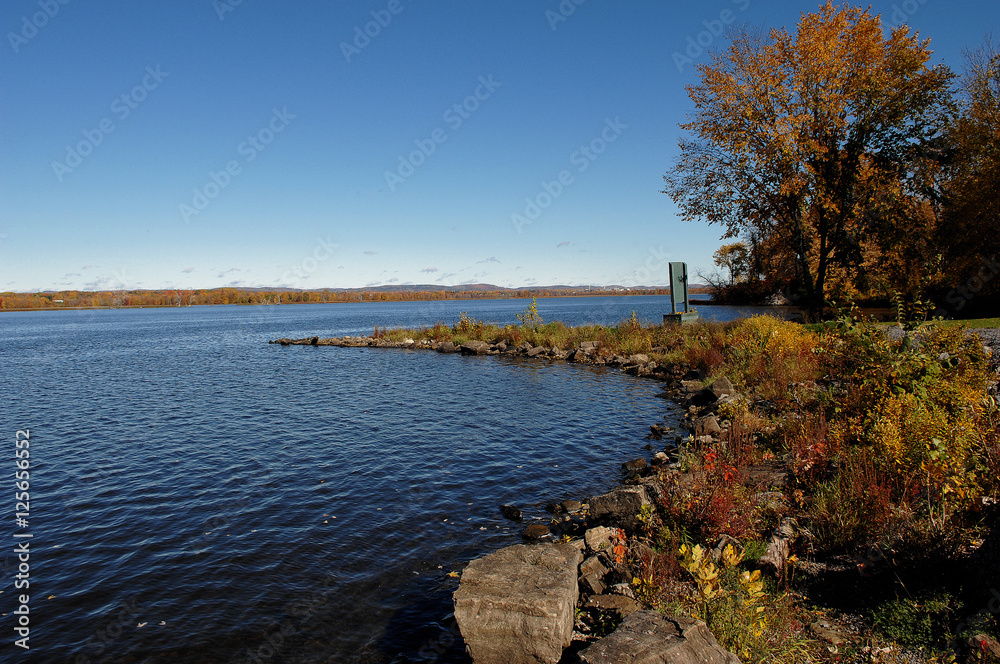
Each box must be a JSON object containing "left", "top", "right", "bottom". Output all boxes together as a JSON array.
[
  {"left": 515, "top": 298, "right": 543, "bottom": 329},
  {"left": 810, "top": 448, "right": 900, "bottom": 549},
  {"left": 723, "top": 316, "right": 821, "bottom": 401},
  {"left": 820, "top": 320, "right": 993, "bottom": 533},
  {"left": 677, "top": 543, "right": 812, "bottom": 663},
  {"left": 871, "top": 592, "right": 961, "bottom": 648}
]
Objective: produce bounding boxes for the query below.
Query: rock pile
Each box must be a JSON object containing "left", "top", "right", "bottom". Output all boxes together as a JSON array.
[
  {"left": 270, "top": 336, "right": 674, "bottom": 377},
  {"left": 453, "top": 478, "right": 745, "bottom": 663}
]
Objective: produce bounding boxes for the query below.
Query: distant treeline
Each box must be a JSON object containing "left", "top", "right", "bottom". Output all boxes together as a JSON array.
[{"left": 0, "top": 287, "right": 674, "bottom": 311}]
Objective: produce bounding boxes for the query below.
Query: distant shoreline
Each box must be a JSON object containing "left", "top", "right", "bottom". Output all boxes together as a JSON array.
[{"left": 0, "top": 289, "right": 691, "bottom": 313}]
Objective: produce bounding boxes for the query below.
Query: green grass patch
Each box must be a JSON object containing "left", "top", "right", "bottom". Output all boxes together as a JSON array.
[{"left": 937, "top": 316, "right": 1000, "bottom": 329}]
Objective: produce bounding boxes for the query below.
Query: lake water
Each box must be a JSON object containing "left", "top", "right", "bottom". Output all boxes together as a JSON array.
[{"left": 0, "top": 296, "right": 761, "bottom": 663}]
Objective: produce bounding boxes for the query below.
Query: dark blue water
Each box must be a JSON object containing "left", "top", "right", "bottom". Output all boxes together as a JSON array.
[{"left": 0, "top": 296, "right": 754, "bottom": 663}]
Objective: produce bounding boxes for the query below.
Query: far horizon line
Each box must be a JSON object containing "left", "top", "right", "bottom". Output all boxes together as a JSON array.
[{"left": 4, "top": 283, "right": 704, "bottom": 296}]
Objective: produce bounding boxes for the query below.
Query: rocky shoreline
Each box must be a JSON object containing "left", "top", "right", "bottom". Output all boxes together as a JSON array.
[
  {"left": 271, "top": 332, "right": 1000, "bottom": 662},
  {"left": 271, "top": 334, "right": 774, "bottom": 661},
  {"left": 270, "top": 335, "right": 676, "bottom": 379}
]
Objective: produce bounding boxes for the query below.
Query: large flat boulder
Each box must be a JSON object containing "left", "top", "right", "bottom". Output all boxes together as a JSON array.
[
  {"left": 454, "top": 543, "right": 583, "bottom": 664},
  {"left": 579, "top": 611, "right": 741, "bottom": 664}
]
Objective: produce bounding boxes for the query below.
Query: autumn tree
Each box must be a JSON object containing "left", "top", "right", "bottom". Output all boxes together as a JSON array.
[
  {"left": 714, "top": 243, "right": 751, "bottom": 286},
  {"left": 663, "top": 2, "right": 954, "bottom": 314},
  {"left": 936, "top": 38, "right": 1000, "bottom": 314}
]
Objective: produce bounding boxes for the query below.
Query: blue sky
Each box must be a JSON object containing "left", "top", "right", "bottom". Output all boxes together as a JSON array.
[{"left": 2, "top": 0, "right": 997, "bottom": 292}]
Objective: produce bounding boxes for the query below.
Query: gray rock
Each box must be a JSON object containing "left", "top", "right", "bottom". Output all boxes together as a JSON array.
[
  {"left": 694, "top": 415, "right": 722, "bottom": 437},
  {"left": 578, "top": 611, "right": 741, "bottom": 664},
  {"left": 965, "top": 634, "right": 1000, "bottom": 659},
  {"left": 608, "top": 583, "right": 636, "bottom": 599},
  {"left": 709, "top": 376, "right": 736, "bottom": 398},
  {"left": 437, "top": 341, "right": 458, "bottom": 353},
  {"left": 499, "top": 504, "right": 523, "bottom": 521},
  {"left": 522, "top": 524, "right": 551, "bottom": 540},
  {"left": 580, "top": 341, "right": 601, "bottom": 352},
  {"left": 680, "top": 380, "right": 704, "bottom": 394},
  {"left": 460, "top": 340, "right": 490, "bottom": 355},
  {"left": 589, "top": 486, "right": 651, "bottom": 532},
  {"left": 454, "top": 544, "right": 583, "bottom": 664},
  {"left": 627, "top": 354, "right": 650, "bottom": 365},
  {"left": 584, "top": 526, "right": 616, "bottom": 554},
  {"left": 621, "top": 457, "right": 647, "bottom": 473},
  {"left": 579, "top": 554, "right": 610, "bottom": 595},
  {"left": 551, "top": 514, "right": 585, "bottom": 538},
  {"left": 607, "top": 355, "right": 626, "bottom": 367},
  {"left": 527, "top": 346, "right": 548, "bottom": 358},
  {"left": 560, "top": 499, "right": 583, "bottom": 513},
  {"left": 688, "top": 388, "right": 719, "bottom": 407},
  {"left": 583, "top": 594, "right": 643, "bottom": 617}
]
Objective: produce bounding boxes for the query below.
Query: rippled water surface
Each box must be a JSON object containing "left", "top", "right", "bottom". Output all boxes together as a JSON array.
[{"left": 1, "top": 296, "right": 754, "bottom": 663}]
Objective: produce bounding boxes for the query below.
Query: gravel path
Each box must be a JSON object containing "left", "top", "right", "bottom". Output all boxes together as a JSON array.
[
  {"left": 969, "top": 327, "right": 1000, "bottom": 349},
  {"left": 883, "top": 326, "right": 1000, "bottom": 374}
]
